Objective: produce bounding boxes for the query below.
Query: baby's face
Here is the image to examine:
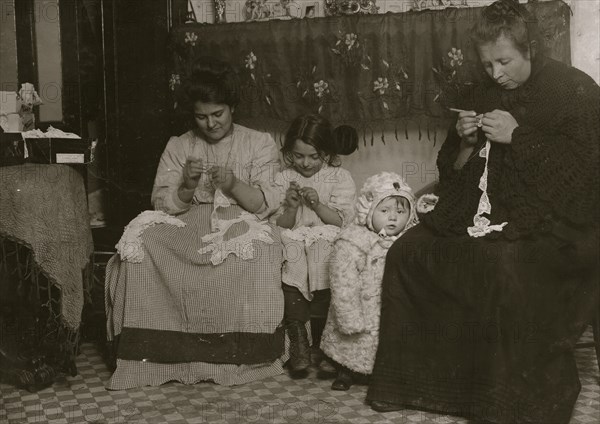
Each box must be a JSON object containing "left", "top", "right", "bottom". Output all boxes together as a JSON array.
[{"left": 372, "top": 196, "right": 410, "bottom": 236}]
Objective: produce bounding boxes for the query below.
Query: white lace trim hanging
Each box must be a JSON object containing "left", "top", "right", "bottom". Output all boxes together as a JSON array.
[
  {"left": 116, "top": 210, "right": 187, "bottom": 263},
  {"left": 467, "top": 140, "right": 508, "bottom": 238},
  {"left": 198, "top": 211, "right": 274, "bottom": 265},
  {"left": 281, "top": 225, "right": 341, "bottom": 248}
]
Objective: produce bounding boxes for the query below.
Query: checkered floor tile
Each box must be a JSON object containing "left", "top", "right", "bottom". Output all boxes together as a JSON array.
[{"left": 2, "top": 329, "right": 598, "bottom": 424}]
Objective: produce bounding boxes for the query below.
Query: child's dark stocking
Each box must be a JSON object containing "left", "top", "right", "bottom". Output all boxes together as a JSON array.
[{"left": 282, "top": 284, "right": 311, "bottom": 376}]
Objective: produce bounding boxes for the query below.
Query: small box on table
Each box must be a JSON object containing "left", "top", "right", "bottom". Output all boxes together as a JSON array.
[{"left": 25, "top": 138, "right": 93, "bottom": 164}]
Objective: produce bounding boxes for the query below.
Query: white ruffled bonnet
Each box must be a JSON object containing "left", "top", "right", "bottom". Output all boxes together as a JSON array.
[{"left": 355, "top": 172, "right": 419, "bottom": 233}]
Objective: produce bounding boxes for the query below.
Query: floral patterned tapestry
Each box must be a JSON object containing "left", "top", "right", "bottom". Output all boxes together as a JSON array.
[{"left": 169, "top": 0, "right": 570, "bottom": 142}]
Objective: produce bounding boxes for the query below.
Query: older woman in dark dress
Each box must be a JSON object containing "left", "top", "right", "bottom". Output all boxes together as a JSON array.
[{"left": 366, "top": 1, "right": 599, "bottom": 423}]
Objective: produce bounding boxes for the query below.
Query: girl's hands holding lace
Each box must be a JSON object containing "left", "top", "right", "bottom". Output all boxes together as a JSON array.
[
  {"left": 285, "top": 182, "right": 302, "bottom": 209},
  {"left": 481, "top": 110, "right": 519, "bottom": 144},
  {"left": 299, "top": 187, "right": 320, "bottom": 209}
]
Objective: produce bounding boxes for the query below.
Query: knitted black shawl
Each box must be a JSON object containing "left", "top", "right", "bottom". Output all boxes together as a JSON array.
[{"left": 421, "top": 56, "right": 600, "bottom": 240}]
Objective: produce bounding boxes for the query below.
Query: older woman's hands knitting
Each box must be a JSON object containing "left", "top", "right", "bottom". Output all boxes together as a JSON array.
[
  {"left": 456, "top": 110, "right": 481, "bottom": 145},
  {"left": 482, "top": 109, "right": 519, "bottom": 144}
]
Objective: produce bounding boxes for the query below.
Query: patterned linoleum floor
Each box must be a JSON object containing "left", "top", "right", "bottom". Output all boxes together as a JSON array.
[{"left": 2, "top": 330, "right": 599, "bottom": 424}]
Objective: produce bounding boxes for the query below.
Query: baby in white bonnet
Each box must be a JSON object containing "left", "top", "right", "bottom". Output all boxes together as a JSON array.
[{"left": 320, "top": 171, "right": 419, "bottom": 390}]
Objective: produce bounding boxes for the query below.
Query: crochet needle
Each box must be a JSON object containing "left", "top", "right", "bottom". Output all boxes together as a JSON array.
[{"left": 449, "top": 108, "right": 484, "bottom": 127}]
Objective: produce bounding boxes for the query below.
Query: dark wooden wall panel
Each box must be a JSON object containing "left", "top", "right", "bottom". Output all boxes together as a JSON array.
[
  {"left": 101, "top": 0, "right": 174, "bottom": 226},
  {"left": 59, "top": 0, "right": 84, "bottom": 134},
  {"left": 15, "top": 0, "right": 37, "bottom": 86}
]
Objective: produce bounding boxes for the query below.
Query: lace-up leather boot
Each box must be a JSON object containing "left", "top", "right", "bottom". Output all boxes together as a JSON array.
[{"left": 286, "top": 320, "right": 310, "bottom": 375}]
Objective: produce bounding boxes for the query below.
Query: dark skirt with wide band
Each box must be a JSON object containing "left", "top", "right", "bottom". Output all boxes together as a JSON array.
[{"left": 366, "top": 223, "right": 598, "bottom": 424}]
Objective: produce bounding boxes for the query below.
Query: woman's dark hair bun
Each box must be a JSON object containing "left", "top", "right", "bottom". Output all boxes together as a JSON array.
[
  {"left": 333, "top": 125, "right": 358, "bottom": 156},
  {"left": 191, "top": 56, "right": 233, "bottom": 78},
  {"left": 483, "top": 0, "right": 531, "bottom": 23},
  {"left": 186, "top": 56, "right": 240, "bottom": 108}
]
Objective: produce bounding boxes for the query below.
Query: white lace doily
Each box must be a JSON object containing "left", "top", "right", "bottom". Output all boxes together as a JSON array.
[
  {"left": 198, "top": 212, "right": 274, "bottom": 265},
  {"left": 116, "top": 210, "right": 186, "bottom": 263},
  {"left": 281, "top": 225, "right": 341, "bottom": 248}
]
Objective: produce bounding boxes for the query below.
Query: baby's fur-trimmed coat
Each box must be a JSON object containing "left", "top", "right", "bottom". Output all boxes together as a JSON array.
[{"left": 320, "top": 224, "right": 394, "bottom": 375}]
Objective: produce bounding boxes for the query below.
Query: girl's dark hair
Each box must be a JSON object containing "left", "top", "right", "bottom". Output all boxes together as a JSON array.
[
  {"left": 333, "top": 125, "right": 359, "bottom": 155},
  {"left": 281, "top": 114, "right": 358, "bottom": 167},
  {"left": 186, "top": 57, "right": 240, "bottom": 108},
  {"left": 471, "top": 0, "right": 540, "bottom": 58}
]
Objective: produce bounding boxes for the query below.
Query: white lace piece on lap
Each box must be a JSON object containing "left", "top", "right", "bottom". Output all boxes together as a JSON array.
[
  {"left": 467, "top": 140, "right": 508, "bottom": 238},
  {"left": 210, "top": 189, "right": 231, "bottom": 232},
  {"left": 281, "top": 225, "right": 341, "bottom": 247},
  {"left": 198, "top": 211, "right": 275, "bottom": 265},
  {"left": 116, "top": 210, "right": 187, "bottom": 263}
]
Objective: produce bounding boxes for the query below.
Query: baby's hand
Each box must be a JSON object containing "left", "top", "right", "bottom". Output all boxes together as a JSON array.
[
  {"left": 299, "top": 187, "right": 319, "bottom": 209},
  {"left": 416, "top": 193, "right": 439, "bottom": 214}
]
